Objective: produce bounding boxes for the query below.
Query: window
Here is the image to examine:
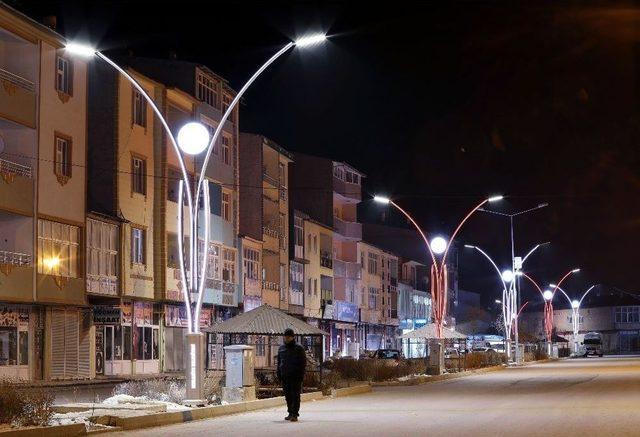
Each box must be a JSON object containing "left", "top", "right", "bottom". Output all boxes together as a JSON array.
[
  {"left": 221, "top": 135, "right": 231, "bottom": 165},
  {"left": 131, "top": 227, "right": 145, "bottom": 265},
  {"left": 616, "top": 307, "right": 640, "bottom": 323},
  {"left": 87, "top": 219, "right": 118, "bottom": 280},
  {"left": 222, "top": 191, "right": 231, "bottom": 221},
  {"left": 132, "top": 90, "right": 147, "bottom": 127},
  {"left": 196, "top": 71, "right": 219, "bottom": 108},
  {"left": 308, "top": 278, "right": 312, "bottom": 296},
  {"left": 222, "top": 93, "right": 234, "bottom": 122},
  {"left": 279, "top": 213, "right": 286, "bottom": 249},
  {"left": 131, "top": 156, "right": 146, "bottom": 195},
  {"left": 201, "top": 116, "right": 218, "bottom": 154},
  {"left": 222, "top": 249, "right": 236, "bottom": 283},
  {"left": 243, "top": 248, "right": 260, "bottom": 280},
  {"left": 255, "top": 336, "right": 265, "bottom": 356},
  {"left": 369, "top": 287, "right": 378, "bottom": 310},
  {"left": 207, "top": 244, "right": 221, "bottom": 280},
  {"left": 37, "top": 219, "right": 79, "bottom": 278},
  {"left": 294, "top": 216, "right": 304, "bottom": 258},
  {"left": 314, "top": 278, "right": 318, "bottom": 296},
  {"left": 313, "top": 235, "right": 318, "bottom": 253},
  {"left": 290, "top": 262, "right": 304, "bottom": 292},
  {"left": 56, "top": 56, "right": 72, "bottom": 95},
  {"left": 136, "top": 326, "right": 158, "bottom": 360},
  {"left": 368, "top": 252, "right": 378, "bottom": 275},
  {"left": 54, "top": 134, "right": 72, "bottom": 180}
]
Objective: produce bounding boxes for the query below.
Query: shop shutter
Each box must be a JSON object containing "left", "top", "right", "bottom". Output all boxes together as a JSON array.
[
  {"left": 50, "top": 310, "right": 66, "bottom": 379},
  {"left": 78, "top": 311, "right": 91, "bottom": 378},
  {"left": 64, "top": 311, "right": 79, "bottom": 378}
]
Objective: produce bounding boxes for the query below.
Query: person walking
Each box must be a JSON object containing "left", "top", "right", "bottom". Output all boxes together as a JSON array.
[{"left": 277, "top": 328, "right": 306, "bottom": 422}]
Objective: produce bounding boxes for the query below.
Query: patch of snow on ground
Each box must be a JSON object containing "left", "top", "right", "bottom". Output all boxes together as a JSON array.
[
  {"left": 102, "top": 394, "right": 190, "bottom": 411},
  {"left": 397, "top": 374, "right": 429, "bottom": 381},
  {"left": 50, "top": 411, "right": 92, "bottom": 427}
]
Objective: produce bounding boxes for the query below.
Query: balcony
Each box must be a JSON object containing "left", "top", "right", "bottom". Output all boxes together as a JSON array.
[
  {"left": 333, "top": 177, "right": 361, "bottom": 202},
  {"left": 333, "top": 259, "right": 362, "bottom": 279},
  {"left": 86, "top": 275, "right": 118, "bottom": 297},
  {"left": 320, "top": 251, "right": 333, "bottom": 269},
  {"left": 0, "top": 250, "right": 32, "bottom": 302},
  {"left": 333, "top": 216, "right": 362, "bottom": 240},
  {"left": 0, "top": 158, "right": 34, "bottom": 215},
  {"left": 0, "top": 68, "right": 36, "bottom": 128}
]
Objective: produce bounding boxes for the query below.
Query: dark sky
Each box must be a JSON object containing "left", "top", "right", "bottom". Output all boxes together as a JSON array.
[{"left": 13, "top": 1, "right": 640, "bottom": 304}]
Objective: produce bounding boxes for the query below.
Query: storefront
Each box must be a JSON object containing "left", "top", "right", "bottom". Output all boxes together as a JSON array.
[
  {"left": 0, "top": 305, "right": 30, "bottom": 380},
  {"left": 163, "top": 304, "right": 212, "bottom": 372},
  {"left": 324, "top": 301, "right": 359, "bottom": 358}
]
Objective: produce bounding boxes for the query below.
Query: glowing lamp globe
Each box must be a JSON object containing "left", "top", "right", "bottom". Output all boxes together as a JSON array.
[
  {"left": 430, "top": 237, "right": 447, "bottom": 255},
  {"left": 571, "top": 300, "right": 580, "bottom": 309},
  {"left": 177, "top": 122, "right": 210, "bottom": 155},
  {"left": 501, "top": 269, "right": 514, "bottom": 283},
  {"left": 543, "top": 290, "right": 553, "bottom": 301}
]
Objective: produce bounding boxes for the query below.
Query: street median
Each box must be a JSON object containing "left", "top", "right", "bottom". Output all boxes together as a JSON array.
[{"left": 371, "top": 364, "right": 506, "bottom": 387}]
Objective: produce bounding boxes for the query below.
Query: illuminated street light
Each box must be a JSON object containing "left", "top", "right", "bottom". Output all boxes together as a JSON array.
[
  {"left": 67, "top": 33, "right": 327, "bottom": 402},
  {"left": 373, "top": 195, "right": 391, "bottom": 204},
  {"left": 551, "top": 283, "right": 596, "bottom": 354},
  {"left": 495, "top": 299, "right": 502, "bottom": 304},
  {"left": 572, "top": 299, "right": 580, "bottom": 309},
  {"left": 177, "top": 122, "right": 210, "bottom": 155},
  {"left": 430, "top": 237, "right": 447, "bottom": 255},
  {"left": 543, "top": 289, "right": 553, "bottom": 301},
  {"left": 502, "top": 269, "right": 514, "bottom": 283}
]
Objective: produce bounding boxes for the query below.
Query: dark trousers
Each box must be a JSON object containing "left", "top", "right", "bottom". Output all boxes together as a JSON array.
[{"left": 282, "top": 378, "right": 302, "bottom": 417}]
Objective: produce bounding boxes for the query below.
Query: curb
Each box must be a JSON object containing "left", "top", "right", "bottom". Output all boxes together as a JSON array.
[
  {"left": 371, "top": 365, "right": 506, "bottom": 387},
  {"left": 330, "top": 384, "right": 372, "bottom": 397},
  {"left": 0, "top": 423, "right": 86, "bottom": 437}
]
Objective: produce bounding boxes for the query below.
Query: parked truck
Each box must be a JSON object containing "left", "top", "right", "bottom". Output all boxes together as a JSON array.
[{"left": 579, "top": 332, "right": 604, "bottom": 357}]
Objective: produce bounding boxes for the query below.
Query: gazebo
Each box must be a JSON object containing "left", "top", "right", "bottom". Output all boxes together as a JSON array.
[
  {"left": 205, "top": 305, "right": 328, "bottom": 371},
  {"left": 399, "top": 324, "right": 467, "bottom": 360}
]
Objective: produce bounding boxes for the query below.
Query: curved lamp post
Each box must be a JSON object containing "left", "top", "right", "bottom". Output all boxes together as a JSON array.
[
  {"left": 549, "top": 284, "right": 596, "bottom": 354},
  {"left": 464, "top": 245, "right": 514, "bottom": 356},
  {"left": 522, "top": 269, "right": 579, "bottom": 356},
  {"left": 373, "top": 195, "right": 503, "bottom": 338},
  {"left": 66, "top": 34, "right": 327, "bottom": 401}
]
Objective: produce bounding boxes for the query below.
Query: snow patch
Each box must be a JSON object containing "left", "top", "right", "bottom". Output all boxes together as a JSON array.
[{"left": 101, "top": 394, "right": 190, "bottom": 411}]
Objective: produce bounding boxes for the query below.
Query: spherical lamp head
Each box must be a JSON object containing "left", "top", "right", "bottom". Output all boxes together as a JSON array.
[
  {"left": 177, "top": 122, "right": 210, "bottom": 155},
  {"left": 430, "top": 236, "right": 447, "bottom": 255}
]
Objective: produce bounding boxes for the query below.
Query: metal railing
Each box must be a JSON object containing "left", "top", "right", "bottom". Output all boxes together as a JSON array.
[
  {"left": 262, "top": 226, "right": 279, "bottom": 239},
  {"left": 0, "top": 251, "right": 31, "bottom": 266},
  {"left": 0, "top": 68, "right": 36, "bottom": 93},
  {"left": 262, "top": 280, "right": 280, "bottom": 291},
  {"left": 0, "top": 158, "right": 32, "bottom": 179}
]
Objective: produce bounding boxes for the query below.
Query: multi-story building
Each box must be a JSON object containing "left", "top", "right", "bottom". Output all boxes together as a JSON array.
[
  {"left": 115, "top": 57, "right": 242, "bottom": 372},
  {"left": 239, "top": 133, "right": 292, "bottom": 312},
  {"left": 289, "top": 155, "right": 364, "bottom": 356},
  {"left": 88, "top": 62, "right": 161, "bottom": 376},
  {"left": 0, "top": 4, "right": 90, "bottom": 380}
]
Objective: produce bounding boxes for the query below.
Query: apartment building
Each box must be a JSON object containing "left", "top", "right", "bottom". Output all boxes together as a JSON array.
[
  {"left": 0, "top": 4, "right": 90, "bottom": 380},
  {"left": 289, "top": 154, "right": 365, "bottom": 356},
  {"left": 239, "top": 133, "right": 292, "bottom": 313}
]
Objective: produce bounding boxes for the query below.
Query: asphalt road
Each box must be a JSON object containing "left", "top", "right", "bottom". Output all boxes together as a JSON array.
[{"left": 112, "top": 356, "right": 640, "bottom": 437}]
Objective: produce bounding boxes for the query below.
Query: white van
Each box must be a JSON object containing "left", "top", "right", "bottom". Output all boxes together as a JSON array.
[{"left": 579, "top": 332, "right": 603, "bottom": 357}]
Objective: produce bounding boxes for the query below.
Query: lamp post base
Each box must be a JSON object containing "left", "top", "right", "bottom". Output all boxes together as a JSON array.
[{"left": 185, "top": 332, "right": 205, "bottom": 403}]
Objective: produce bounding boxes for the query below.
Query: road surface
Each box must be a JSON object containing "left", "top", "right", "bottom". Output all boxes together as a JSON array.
[{"left": 113, "top": 356, "right": 640, "bottom": 437}]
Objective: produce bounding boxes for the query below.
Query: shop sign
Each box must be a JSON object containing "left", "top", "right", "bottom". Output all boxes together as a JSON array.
[
  {"left": 121, "top": 303, "right": 132, "bottom": 325},
  {"left": 93, "top": 306, "right": 121, "bottom": 324},
  {"left": 133, "top": 302, "right": 153, "bottom": 326},
  {"left": 335, "top": 300, "right": 359, "bottom": 323},
  {"left": 164, "top": 305, "right": 212, "bottom": 329},
  {"left": 0, "top": 306, "right": 28, "bottom": 327}
]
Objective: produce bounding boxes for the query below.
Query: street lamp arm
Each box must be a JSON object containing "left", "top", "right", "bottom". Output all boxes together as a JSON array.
[
  {"left": 389, "top": 200, "right": 438, "bottom": 270},
  {"left": 551, "top": 269, "right": 579, "bottom": 299},
  {"left": 517, "top": 301, "right": 529, "bottom": 317},
  {"left": 521, "top": 272, "right": 546, "bottom": 300},
  {"left": 468, "top": 246, "right": 508, "bottom": 293},
  {"left": 442, "top": 198, "right": 489, "bottom": 264},
  {"left": 552, "top": 285, "right": 573, "bottom": 308},
  {"left": 522, "top": 242, "right": 550, "bottom": 264},
  {"left": 194, "top": 42, "right": 295, "bottom": 209},
  {"left": 95, "top": 52, "right": 195, "bottom": 216},
  {"left": 579, "top": 285, "right": 596, "bottom": 306}
]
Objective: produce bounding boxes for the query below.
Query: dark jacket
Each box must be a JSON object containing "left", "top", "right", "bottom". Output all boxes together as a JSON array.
[{"left": 277, "top": 341, "right": 306, "bottom": 381}]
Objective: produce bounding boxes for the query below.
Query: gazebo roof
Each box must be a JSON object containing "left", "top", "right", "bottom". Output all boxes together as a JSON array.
[
  {"left": 206, "top": 304, "right": 328, "bottom": 336},
  {"left": 400, "top": 324, "right": 467, "bottom": 340}
]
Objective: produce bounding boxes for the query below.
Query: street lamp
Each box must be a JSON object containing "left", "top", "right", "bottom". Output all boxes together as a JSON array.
[
  {"left": 374, "top": 194, "right": 503, "bottom": 339},
  {"left": 522, "top": 269, "right": 579, "bottom": 357},
  {"left": 464, "top": 244, "right": 514, "bottom": 358},
  {"left": 478, "top": 202, "right": 549, "bottom": 364},
  {"left": 67, "top": 33, "right": 328, "bottom": 402},
  {"left": 549, "top": 284, "right": 596, "bottom": 354}
]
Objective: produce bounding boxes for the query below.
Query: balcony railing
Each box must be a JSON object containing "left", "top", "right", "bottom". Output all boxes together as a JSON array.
[
  {"left": 262, "top": 226, "right": 279, "bottom": 239},
  {"left": 0, "top": 68, "right": 35, "bottom": 93},
  {"left": 334, "top": 216, "right": 362, "bottom": 240},
  {"left": 0, "top": 158, "right": 32, "bottom": 179},
  {"left": 262, "top": 280, "right": 280, "bottom": 291},
  {"left": 333, "top": 259, "right": 362, "bottom": 279},
  {"left": 0, "top": 250, "right": 31, "bottom": 266}
]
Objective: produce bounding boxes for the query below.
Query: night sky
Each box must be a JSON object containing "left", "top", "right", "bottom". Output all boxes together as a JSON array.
[{"left": 13, "top": 1, "right": 640, "bottom": 304}]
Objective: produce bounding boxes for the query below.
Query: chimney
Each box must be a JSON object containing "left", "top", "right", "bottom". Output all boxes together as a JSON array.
[{"left": 43, "top": 15, "right": 57, "bottom": 30}]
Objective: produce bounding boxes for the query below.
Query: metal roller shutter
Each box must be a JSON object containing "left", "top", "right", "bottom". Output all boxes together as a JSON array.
[{"left": 50, "top": 309, "right": 66, "bottom": 379}]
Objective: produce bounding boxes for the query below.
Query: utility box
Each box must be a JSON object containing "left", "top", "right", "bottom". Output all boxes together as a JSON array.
[{"left": 224, "top": 345, "right": 255, "bottom": 388}]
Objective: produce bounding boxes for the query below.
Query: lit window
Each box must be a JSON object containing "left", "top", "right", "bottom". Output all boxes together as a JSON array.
[{"left": 37, "top": 219, "right": 79, "bottom": 278}]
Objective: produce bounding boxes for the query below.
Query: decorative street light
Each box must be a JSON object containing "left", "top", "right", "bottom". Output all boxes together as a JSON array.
[
  {"left": 549, "top": 284, "right": 596, "bottom": 354},
  {"left": 478, "top": 202, "right": 549, "bottom": 364},
  {"left": 373, "top": 194, "right": 503, "bottom": 339},
  {"left": 522, "top": 269, "right": 579, "bottom": 356},
  {"left": 464, "top": 244, "right": 514, "bottom": 358},
  {"left": 67, "top": 33, "right": 328, "bottom": 402}
]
